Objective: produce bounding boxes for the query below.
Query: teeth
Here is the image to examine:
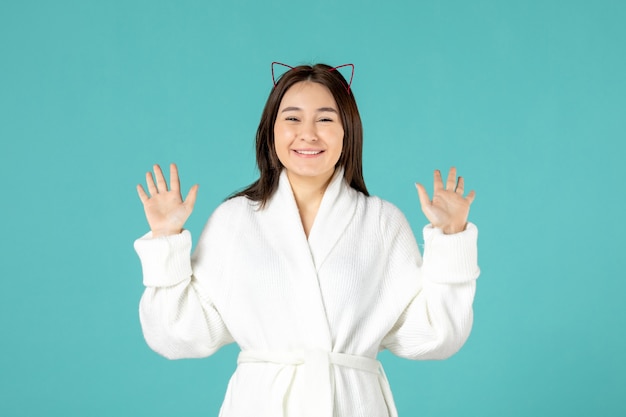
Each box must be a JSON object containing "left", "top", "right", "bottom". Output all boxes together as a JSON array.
[{"left": 296, "top": 150, "right": 322, "bottom": 155}]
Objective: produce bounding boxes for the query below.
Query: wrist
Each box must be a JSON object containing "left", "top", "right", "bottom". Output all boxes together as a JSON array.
[
  {"left": 151, "top": 228, "right": 182, "bottom": 238},
  {"left": 441, "top": 222, "right": 466, "bottom": 235}
]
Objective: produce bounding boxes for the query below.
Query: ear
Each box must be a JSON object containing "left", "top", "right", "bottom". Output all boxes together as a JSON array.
[
  {"left": 328, "top": 64, "right": 355, "bottom": 92},
  {"left": 271, "top": 62, "right": 294, "bottom": 86}
]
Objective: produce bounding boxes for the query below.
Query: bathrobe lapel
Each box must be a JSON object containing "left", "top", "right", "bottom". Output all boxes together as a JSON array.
[
  {"left": 252, "top": 169, "right": 360, "bottom": 416},
  {"left": 258, "top": 169, "right": 357, "bottom": 350},
  {"left": 307, "top": 168, "right": 358, "bottom": 271}
]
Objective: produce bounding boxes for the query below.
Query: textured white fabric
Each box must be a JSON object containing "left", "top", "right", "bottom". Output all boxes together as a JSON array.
[
  {"left": 237, "top": 349, "right": 396, "bottom": 417},
  {"left": 135, "top": 168, "right": 479, "bottom": 417}
]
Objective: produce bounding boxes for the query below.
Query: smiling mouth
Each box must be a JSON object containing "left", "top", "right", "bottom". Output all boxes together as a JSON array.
[{"left": 294, "top": 150, "right": 324, "bottom": 155}]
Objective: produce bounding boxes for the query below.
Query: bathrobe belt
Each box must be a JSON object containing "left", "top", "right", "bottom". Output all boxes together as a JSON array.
[{"left": 237, "top": 349, "right": 398, "bottom": 417}]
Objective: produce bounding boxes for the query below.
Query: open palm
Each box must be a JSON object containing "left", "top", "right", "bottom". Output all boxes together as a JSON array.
[
  {"left": 416, "top": 167, "right": 475, "bottom": 234},
  {"left": 136, "top": 163, "right": 198, "bottom": 237}
]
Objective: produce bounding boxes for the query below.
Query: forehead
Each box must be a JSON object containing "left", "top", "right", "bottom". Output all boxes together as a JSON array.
[{"left": 279, "top": 81, "right": 337, "bottom": 108}]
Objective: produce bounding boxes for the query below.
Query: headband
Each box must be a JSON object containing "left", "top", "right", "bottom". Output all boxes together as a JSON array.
[{"left": 271, "top": 62, "right": 355, "bottom": 92}]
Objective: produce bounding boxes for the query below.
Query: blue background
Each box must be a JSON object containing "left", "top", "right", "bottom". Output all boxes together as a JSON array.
[{"left": 1, "top": 0, "right": 624, "bottom": 416}]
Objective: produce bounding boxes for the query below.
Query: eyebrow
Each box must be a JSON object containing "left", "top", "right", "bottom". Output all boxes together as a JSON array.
[{"left": 280, "top": 106, "right": 338, "bottom": 113}]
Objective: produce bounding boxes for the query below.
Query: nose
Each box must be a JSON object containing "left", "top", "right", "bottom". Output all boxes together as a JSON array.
[{"left": 299, "top": 120, "right": 318, "bottom": 142}]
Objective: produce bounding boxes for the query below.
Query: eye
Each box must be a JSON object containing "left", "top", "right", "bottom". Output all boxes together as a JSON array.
[
  {"left": 285, "top": 116, "right": 300, "bottom": 122},
  {"left": 318, "top": 117, "right": 334, "bottom": 122}
]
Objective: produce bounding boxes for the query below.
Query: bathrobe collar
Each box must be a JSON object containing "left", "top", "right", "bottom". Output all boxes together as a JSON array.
[
  {"left": 258, "top": 168, "right": 358, "bottom": 350},
  {"left": 266, "top": 167, "right": 358, "bottom": 271}
]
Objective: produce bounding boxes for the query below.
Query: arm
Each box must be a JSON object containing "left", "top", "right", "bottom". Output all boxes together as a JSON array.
[
  {"left": 381, "top": 168, "right": 479, "bottom": 359},
  {"left": 380, "top": 214, "right": 478, "bottom": 359},
  {"left": 134, "top": 164, "right": 234, "bottom": 359}
]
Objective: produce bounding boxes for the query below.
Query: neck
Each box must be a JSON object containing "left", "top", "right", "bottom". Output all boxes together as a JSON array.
[
  {"left": 287, "top": 171, "right": 334, "bottom": 205},
  {"left": 286, "top": 170, "right": 336, "bottom": 237}
]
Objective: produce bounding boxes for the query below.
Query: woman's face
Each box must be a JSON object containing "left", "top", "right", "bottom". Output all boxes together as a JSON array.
[{"left": 274, "top": 81, "right": 344, "bottom": 185}]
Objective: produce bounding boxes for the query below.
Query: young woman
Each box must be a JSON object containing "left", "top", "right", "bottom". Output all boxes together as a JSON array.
[{"left": 135, "top": 63, "right": 479, "bottom": 417}]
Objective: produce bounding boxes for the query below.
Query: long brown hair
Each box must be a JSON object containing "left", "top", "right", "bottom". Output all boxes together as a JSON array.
[{"left": 232, "top": 63, "right": 369, "bottom": 206}]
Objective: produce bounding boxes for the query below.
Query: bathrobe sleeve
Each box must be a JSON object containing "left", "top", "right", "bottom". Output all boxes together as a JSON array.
[
  {"left": 134, "top": 202, "right": 236, "bottom": 360},
  {"left": 380, "top": 202, "right": 479, "bottom": 360}
]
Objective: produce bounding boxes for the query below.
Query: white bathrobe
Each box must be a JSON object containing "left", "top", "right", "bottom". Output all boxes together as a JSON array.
[{"left": 135, "top": 168, "right": 479, "bottom": 417}]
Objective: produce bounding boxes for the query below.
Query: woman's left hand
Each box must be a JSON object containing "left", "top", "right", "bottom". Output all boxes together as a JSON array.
[{"left": 416, "top": 167, "right": 476, "bottom": 234}]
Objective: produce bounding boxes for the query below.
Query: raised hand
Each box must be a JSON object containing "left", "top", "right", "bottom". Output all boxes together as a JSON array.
[
  {"left": 136, "top": 163, "right": 199, "bottom": 237},
  {"left": 416, "top": 167, "right": 475, "bottom": 234}
]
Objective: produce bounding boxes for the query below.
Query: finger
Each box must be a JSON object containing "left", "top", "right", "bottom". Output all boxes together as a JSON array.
[
  {"left": 153, "top": 164, "right": 168, "bottom": 193},
  {"left": 445, "top": 167, "right": 457, "bottom": 191},
  {"left": 433, "top": 169, "right": 444, "bottom": 192},
  {"left": 137, "top": 184, "right": 150, "bottom": 203},
  {"left": 466, "top": 190, "right": 476, "bottom": 205},
  {"left": 415, "top": 183, "right": 431, "bottom": 208},
  {"left": 169, "top": 163, "right": 181, "bottom": 193},
  {"left": 456, "top": 176, "right": 465, "bottom": 195},
  {"left": 183, "top": 184, "right": 199, "bottom": 211},
  {"left": 146, "top": 171, "right": 158, "bottom": 196}
]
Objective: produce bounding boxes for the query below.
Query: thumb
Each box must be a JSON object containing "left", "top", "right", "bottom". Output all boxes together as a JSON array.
[
  {"left": 183, "top": 184, "right": 199, "bottom": 212},
  {"left": 415, "top": 183, "right": 430, "bottom": 210}
]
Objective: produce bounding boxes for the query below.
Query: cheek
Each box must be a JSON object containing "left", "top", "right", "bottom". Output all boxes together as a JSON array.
[
  {"left": 334, "top": 128, "right": 345, "bottom": 151},
  {"left": 273, "top": 125, "right": 291, "bottom": 163},
  {"left": 334, "top": 129, "right": 345, "bottom": 163},
  {"left": 274, "top": 123, "right": 293, "bottom": 145}
]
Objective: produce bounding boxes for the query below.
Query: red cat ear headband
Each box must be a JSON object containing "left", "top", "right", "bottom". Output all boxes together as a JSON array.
[{"left": 271, "top": 62, "right": 355, "bottom": 93}]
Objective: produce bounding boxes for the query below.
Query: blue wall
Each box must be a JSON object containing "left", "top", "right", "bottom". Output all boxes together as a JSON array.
[{"left": 1, "top": 0, "right": 624, "bottom": 415}]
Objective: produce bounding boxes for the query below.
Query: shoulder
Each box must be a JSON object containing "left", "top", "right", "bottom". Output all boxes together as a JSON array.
[
  {"left": 209, "top": 195, "right": 257, "bottom": 222},
  {"left": 198, "top": 196, "right": 257, "bottom": 241},
  {"left": 343, "top": 192, "right": 423, "bottom": 271},
  {"left": 359, "top": 194, "right": 417, "bottom": 253},
  {"left": 193, "top": 196, "right": 258, "bottom": 265},
  {"left": 360, "top": 193, "right": 408, "bottom": 226},
  {"left": 353, "top": 192, "right": 411, "bottom": 232}
]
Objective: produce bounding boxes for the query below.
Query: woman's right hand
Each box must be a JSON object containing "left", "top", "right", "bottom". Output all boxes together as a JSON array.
[{"left": 137, "top": 163, "right": 199, "bottom": 237}]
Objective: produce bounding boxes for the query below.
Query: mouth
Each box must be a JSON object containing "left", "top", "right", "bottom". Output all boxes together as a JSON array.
[{"left": 293, "top": 150, "right": 324, "bottom": 155}]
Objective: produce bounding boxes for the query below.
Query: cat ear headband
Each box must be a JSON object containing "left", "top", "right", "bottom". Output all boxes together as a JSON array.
[{"left": 271, "top": 62, "right": 355, "bottom": 92}]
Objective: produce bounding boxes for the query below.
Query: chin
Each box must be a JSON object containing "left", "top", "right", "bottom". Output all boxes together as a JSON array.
[{"left": 286, "top": 167, "right": 335, "bottom": 181}]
